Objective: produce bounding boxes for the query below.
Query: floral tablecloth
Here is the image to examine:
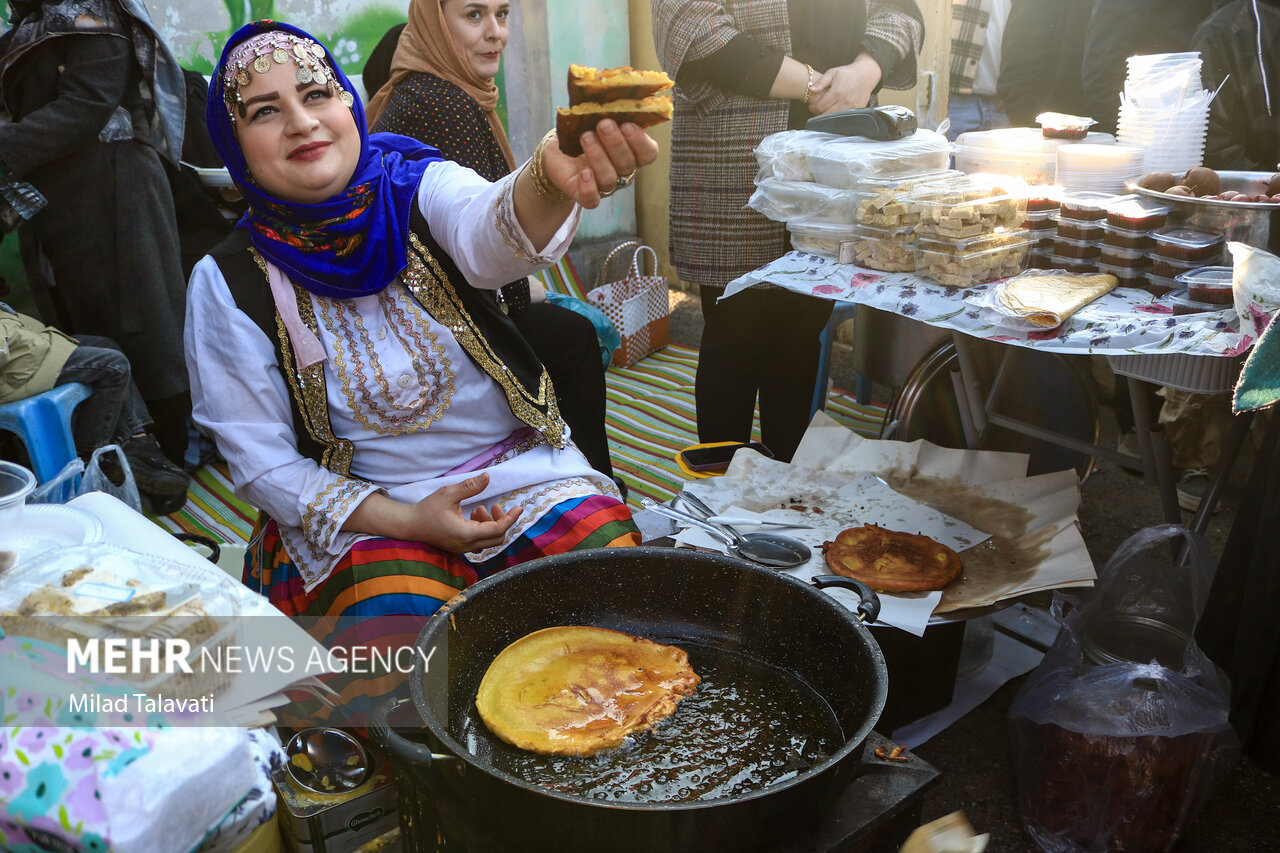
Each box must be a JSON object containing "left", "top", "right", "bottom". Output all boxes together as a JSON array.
[{"left": 724, "top": 251, "right": 1257, "bottom": 358}]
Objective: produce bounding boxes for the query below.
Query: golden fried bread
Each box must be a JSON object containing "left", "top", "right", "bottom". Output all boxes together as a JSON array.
[
  {"left": 822, "top": 524, "right": 962, "bottom": 593},
  {"left": 475, "top": 626, "right": 700, "bottom": 756},
  {"left": 556, "top": 65, "right": 674, "bottom": 157},
  {"left": 567, "top": 63, "right": 673, "bottom": 105}
]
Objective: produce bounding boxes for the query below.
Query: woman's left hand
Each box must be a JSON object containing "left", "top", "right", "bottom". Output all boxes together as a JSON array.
[
  {"left": 542, "top": 120, "right": 660, "bottom": 208},
  {"left": 809, "top": 53, "right": 884, "bottom": 115}
]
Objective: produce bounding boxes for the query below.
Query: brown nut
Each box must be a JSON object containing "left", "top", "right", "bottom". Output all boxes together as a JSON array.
[
  {"left": 1183, "top": 167, "right": 1221, "bottom": 196},
  {"left": 1139, "top": 171, "right": 1178, "bottom": 192},
  {"left": 1164, "top": 185, "right": 1195, "bottom": 197},
  {"left": 1267, "top": 173, "right": 1280, "bottom": 195}
]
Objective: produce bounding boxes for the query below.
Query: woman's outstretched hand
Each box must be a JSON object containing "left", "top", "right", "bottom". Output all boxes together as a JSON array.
[{"left": 542, "top": 119, "right": 660, "bottom": 209}]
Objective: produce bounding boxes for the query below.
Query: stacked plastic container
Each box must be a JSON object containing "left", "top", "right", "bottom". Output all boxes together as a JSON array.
[
  {"left": 1096, "top": 196, "right": 1173, "bottom": 290},
  {"left": 1055, "top": 144, "right": 1146, "bottom": 193},
  {"left": 951, "top": 127, "right": 1116, "bottom": 186},
  {"left": 911, "top": 176, "right": 1034, "bottom": 286},
  {"left": 749, "top": 128, "right": 955, "bottom": 266},
  {"left": 1151, "top": 227, "right": 1228, "bottom": 310},
  {"left": 1116, "top": 52, "right": 1211, "bottom": 175},
  {"left": 1043, "top": 192, "right": 1112, "bottom": 274}
]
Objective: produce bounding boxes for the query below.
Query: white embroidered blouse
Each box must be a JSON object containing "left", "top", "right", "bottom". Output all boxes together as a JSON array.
[{"left": 185, "top": 161, "right": 615, "bottom": 592}]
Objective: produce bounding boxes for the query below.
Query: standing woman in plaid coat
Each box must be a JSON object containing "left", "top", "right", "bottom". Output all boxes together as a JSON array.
[{"left": 651, "top": 0, "right": 923, "bottom": 462}]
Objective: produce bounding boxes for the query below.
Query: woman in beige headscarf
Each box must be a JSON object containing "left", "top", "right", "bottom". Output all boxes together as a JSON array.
[{"left": 364, "top": 0, "right": 619, "bottom": 485}]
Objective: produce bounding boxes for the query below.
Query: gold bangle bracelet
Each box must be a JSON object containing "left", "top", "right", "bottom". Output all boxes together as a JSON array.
[
  {"left": 530, "top": 129, "right": 570, "bottom": 203},
  {"left": 802, "top": 63, "right": 815, "bottom": 105}
]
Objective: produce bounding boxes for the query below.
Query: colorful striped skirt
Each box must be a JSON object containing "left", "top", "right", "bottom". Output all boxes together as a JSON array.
[{"left": 244, "top": 494, "right": 640, "bottom": 728}]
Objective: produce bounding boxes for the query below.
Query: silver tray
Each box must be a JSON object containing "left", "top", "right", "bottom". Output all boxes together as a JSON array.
[{"left": 1126, "top": 170, "right": 1278, "bottom": 252}]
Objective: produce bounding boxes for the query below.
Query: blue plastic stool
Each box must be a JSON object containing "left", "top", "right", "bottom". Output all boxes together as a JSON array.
[
  {"left": 0, "top": 382, "right": 91, "bottom": 487},
  {"left": 810, "top": 301, "right": 869, "bottom": 418}
]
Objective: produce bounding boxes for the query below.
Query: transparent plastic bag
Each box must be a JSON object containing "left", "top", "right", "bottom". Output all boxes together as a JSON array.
[
  {"left": 747, "top": 178, "right": 857, "bottom": 224},
  {"left": 28, "top": 457, "right": 85, "bottom": 504},
  {"left": 753, "top": 129, "right": 835, "bottom": 182},
  {"left": 806, "top": 128, "right": 952, "bottom": 188},
  {"left": 1009, "top": 525, "right": 1239, "bottom": 852},
  {"left": 81, "top": 444, "right": 142, "bottom": 512}
]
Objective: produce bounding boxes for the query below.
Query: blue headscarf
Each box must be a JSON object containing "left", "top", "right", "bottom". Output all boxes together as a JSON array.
[{"left": 207, "top": 21, "right": 443, "bottom": 299}]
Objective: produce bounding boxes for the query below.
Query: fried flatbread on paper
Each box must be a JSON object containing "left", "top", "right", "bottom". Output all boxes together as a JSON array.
[
  {"left": 822, "top": 524, "right": 962, "bottom": 593},
  {"left": 997, "top": 272, "right": 1118, "bottom": 328},
  {"left": 475, "top": 626, "right": 700, "bottom": 756}
]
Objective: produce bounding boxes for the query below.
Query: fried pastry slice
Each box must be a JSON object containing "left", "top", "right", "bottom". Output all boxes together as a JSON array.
[
  {"left": 475, "top": 625, "right": 700, "bottom": 756},
  {"left": 555, "top": 98, "right": 674, "bottom": 157},
  {"left": 822, "top": 524, "right": 962, "bottom": 593},
  {"left": 567, "top": 63, "right": 673, "bottom": 105}
]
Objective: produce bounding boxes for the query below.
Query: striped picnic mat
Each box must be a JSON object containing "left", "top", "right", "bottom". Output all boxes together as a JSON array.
[{"left": 151, "top": 343, "right": 886, "bottom": 544}]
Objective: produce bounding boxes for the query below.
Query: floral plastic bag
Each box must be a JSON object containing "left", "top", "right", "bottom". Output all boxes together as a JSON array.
[{"left": 1009, "top": 525, "right": 1239, "bottom": 852}]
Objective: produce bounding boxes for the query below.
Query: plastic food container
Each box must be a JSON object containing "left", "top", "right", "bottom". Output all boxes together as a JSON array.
[
  {"left": 913, "top": 182, "right": 1028, "bottom": 239},
  {"left": 849, "top": 224, "right": 916, "bottom": 272},
  {"left": 787, "top": 218, "right": 858, "bottom": 260},
  {"left": 1053, "top": 235, "right": 1101, "bottom": 260},
  {"left": 1099, "top": 245, "right": 1151, "bottom": 270},
  {"left": 1105, "top": 195, "right": 1172, "bottom": 231},
  {"left": 1152, "top": 227, "right": 1225, "bottom": 262},
  {"left": 1164, "top": 286, "right": 1230, "bottom": 316},
  {"left": 1151, "top": 254, "right": 1222, "bottom": 280},
  {"left": 748, "top": 178, "right": 858, "bottom": 225},
  {"left": 915, "top": 232, "right": 1035, "bottom": 287},
  {"left": 1055, "top": 216, "right": 1106, "bottom": 241},
  {"left": 850, "top": 170, "right": 966, "bottom": 229},
  {"left": 1145, "top": 272, "right": 1179, "bottom": 296},
  {"left": 1029, "top": 248, "right": 1053, "bottom": 269},
  {"left": 1045, "top": 253, "right": 1099, "bottom": 274},
  {"left": 1058, "top": 191, "right": 1116, "bottom": 221},
  {"left": 805, "top": 129, "right": 952, "bottom": 189},
  {"left": 1103, "top": 224, "right": 1156, "bottom": 250},
  {"left": 0, "top": 544, "right": 244, "bottom": 699},
  {"left": 952, "top": 145, "right": 1057, "bottom": 185},
  {"left": 1037, "top": 111, "right": 1097, "bottom": 139},
  {"left": 1097, "top": 261, "right": 1148, "bottom": 289},
  {"left": 1023, "top": 210, "right": 1058, "bottom": 231},
  {"left": 1176, "top": 265, "right": 1234, "bottom": 304}
]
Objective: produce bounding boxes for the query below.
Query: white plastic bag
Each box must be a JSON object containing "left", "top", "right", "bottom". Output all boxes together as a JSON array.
[{"left": 82, "top": 444, "right": 142, "bottom": 512}]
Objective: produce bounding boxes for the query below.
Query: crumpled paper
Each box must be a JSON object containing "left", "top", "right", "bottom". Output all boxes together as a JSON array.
[{"left": 679, "top": 413, "right": 1095, "bottom": 631}]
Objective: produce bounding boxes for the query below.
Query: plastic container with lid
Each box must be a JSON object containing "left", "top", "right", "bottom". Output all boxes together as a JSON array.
[
  {"left": 787, "top": 218, "right": 858, "bottom": 260},
  {"left": 1028, "top": 248, "right": 1053, "bottom": 269},
  {"left": 1053, "top": 235, "right": 1102, "bottom": 259},
  {"left": 1045, "top": 253, "right": 1099, "bottom": 274},
  {"left": 1104, "top": 223, "right": 1156, "bottom": 250},
  {"left": 805, "top": 129, "right": 952, "bottom": 189},
  {"left": 914, "top": 231, "right": 1035, "bottom": 287},
  {"left": 1055, "top": 216, "right": 1106, "bottom": 241},
  {"left": 913, "top": 182, "right": 1028, "bottom": 239},
  {"left": 850, "top": 170, "right": 967, "bottom": 229},
  {"left": 1152, "top": 227, "right": 1225, "bottom": 262},
  {"left": 1023, "top": 210, "right": 1058, "bottom": 231},
  {"left": 1151, "top": 254, "right": 1222, "bottom": 280},
  {"left": 748, "top": 178, "right": 858, "bottom": 225},
  {"left": 1146, "top": 272, "right": 1179, "bottom": 296},
  {"left": 1097, "top": 261, "right": 1148, "bottom": 289},
  {"left": 849, "top": 224, "right": 916, "bottom": 272},
  {"left": 951, "top": 128, "right": 1114, "bottom": 185},
  {"left": 1058, "top": 191, "right": 1117, "bottom": 221},
  {"left": 1037, "top": 112, "right": 1097, "bottom": 140},
  {"left": 1099, "top": 244, "right": 1152, "bottom": 270},
  {"left": 1176, "top": 265, "right": 1234, "bottom": 304},
  {"left": 1105, "top": 195, "right": 1172, "bottom": 231},
  {"left": 1164, "top": 286, "right": 1232, "bottom": 316}
]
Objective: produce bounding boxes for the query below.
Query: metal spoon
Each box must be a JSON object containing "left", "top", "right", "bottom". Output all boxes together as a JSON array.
[
  {"left": 640, "top": 498, "right": 813, "bottom": 569},
  {"left": 284, "top": 728, "right": 372, "bottom": 795}
]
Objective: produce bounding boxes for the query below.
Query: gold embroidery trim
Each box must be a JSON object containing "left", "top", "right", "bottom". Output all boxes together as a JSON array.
[
  {"left": 249, "top": 247, "right": 355, "bottom": 475},
  {"left": 467, "top": 475, "right": 608, "bottom": 561},
  {"left": 403, "top": 232, "right": 567, "bottom": 448},
  {"left": 318, "top": 289, "right": 454, "bottom": 435},
  {"left": 299, "top": 477, "right": 376, "bottom": 567},
  {"left": 493, "top": 171, "right": 555, "bottom": 266}
]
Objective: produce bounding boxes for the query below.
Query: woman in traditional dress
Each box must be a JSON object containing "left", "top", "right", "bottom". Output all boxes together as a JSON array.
[
  {"left": 187, "top": 21, "right": 655, "bottom": 724},
  {"left": 364, "top": 0, "right": 617, "bottom": 482},
  {"left": 650, "top": 0, "right": 924, "bottom": 462}
]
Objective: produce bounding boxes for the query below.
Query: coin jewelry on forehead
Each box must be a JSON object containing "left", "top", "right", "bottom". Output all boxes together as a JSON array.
[
  {"left": 311, "top": 43, "right": 325, "bottom": 58},
  {"left": 273, "top": 47, "right": 288, "bottom": 64},
  {"left": 293, "top": 43, "right": 309, "bottom": 60},
  {"left": 235, "top": 68, "right": 252, "bottom": 87},
  {"left": 296, "top": 66, "right": 313, "bottom": 85},
  {"left": 253, "top": 55, "right": 271, "bottom": 74},
  {"left": 339, "top": 91, "right": 354, "bottom": 107},
  {"left": 313, "top": 69, "right": 327, "bottom": 86}
]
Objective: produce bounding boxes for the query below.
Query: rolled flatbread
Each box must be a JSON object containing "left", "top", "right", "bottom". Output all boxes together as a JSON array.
[{"left": 997, "top": 272, "right": 1118, "bottom": 327}]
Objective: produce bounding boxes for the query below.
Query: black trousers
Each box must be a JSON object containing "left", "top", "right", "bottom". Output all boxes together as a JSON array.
[
  {"left": 514, "top": 300, "right": 613, "bottom": 478},
  {"left": 695, "top": 285, "right": 834, "bottom": 462}
]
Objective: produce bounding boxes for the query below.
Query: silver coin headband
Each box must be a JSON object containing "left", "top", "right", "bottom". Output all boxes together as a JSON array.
[{"left": 222, "top": 31, "right": 355, "bottom": 125}]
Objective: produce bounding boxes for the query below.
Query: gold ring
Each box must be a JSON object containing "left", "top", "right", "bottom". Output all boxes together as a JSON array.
[{"left": 616, "top": 170, "right": 637, "bottom": 190}]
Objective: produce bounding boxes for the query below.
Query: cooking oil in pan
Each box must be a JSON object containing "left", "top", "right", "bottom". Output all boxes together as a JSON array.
[{"left": 464, "top": 642, "right": 842, "bottom": 803}]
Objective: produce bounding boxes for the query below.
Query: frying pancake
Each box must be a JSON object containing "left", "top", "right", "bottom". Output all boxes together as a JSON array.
[
  {"left": 475, "top": 625, "right": 700, "bottom": 756},
  {"left": 556, "top": 64, "right": 674, "bottom": 156},
  {"left": 821, "top": 524, "right": 962, "bottom": 593}
]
